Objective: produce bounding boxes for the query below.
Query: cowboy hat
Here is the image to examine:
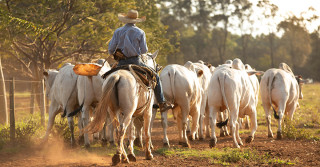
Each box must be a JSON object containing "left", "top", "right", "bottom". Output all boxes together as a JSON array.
[{"left": 118, "top": 9, "right": 146, "bottom": 24}]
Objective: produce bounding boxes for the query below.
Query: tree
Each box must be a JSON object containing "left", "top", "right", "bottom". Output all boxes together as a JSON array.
[{"left": 278, "top": 16, "right": 312, "bottom": 70}]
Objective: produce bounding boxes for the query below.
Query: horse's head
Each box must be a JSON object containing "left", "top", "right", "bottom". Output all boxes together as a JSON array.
[{"left": 141, "top": 50, "right": 162, "bottom": 73}]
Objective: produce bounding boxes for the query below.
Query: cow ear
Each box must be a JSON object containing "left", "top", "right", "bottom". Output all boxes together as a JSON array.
[
  {"left": 298, "top": 75, "right": 302, "bottom": 79},
  {"left": 207, "top": 64, "right": 212, "bottom": 68},
  {"left": 151, "top": 50, "right": 159, "bottom": 59},
  {"left": 197, "top": 70, "right": 203, "bottom": 77},
  {"left": 43, "top": 70, "right": 48, "bottom": 76},
  {"left": 247, "top": 71, "right": 264, "bottom": 76}
]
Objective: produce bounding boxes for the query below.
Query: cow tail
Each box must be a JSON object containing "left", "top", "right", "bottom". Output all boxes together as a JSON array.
[
  {"left": 68, "top": 77, "right": 91, "bottom": 117},
  {"left": 61, "top": 75, "right": 79, "bottom": 118},
  {"left": 84, "top": 75, "right": 120, "bottom": 134},
  {"left": 216, "top": 73, "right": 229, "bottom": 128},
  {"left": 268, "top": 74, "right": 279, "bottom": 119}
]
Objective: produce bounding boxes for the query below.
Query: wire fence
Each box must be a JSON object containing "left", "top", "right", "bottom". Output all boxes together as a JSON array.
[{"left": 0, "top": 78, "right": 48, "bottom": 142}]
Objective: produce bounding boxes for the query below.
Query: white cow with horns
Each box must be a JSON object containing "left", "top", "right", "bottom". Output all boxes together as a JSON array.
[
  {"left": 84, "top": 51, "right": 159, "bottom": 165},
  {"left": 260, "top": 63, "right": 303, "bottom": 139},
  {"left": 207, "top": 58, "right": 262, "bottom": 148}
]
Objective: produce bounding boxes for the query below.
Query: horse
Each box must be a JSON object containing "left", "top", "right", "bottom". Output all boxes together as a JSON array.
[{"left": 85, "top": 51, "right": 159, "bottom": 165}]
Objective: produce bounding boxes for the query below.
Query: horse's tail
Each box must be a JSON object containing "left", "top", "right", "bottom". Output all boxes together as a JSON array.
[
  {"left": 268, "top": 73, "right": 279, "bottom": 119},
  {"left": 84, "top": 75, "right": 120, "bottom": 134},
  {"left": 216, "top": 73, "right": 229, "bottom": 128}
]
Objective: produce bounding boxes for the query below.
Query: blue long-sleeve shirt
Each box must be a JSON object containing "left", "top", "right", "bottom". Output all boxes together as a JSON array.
[{"left": 108, "top": 23, "right": 148, "bottom": 58}]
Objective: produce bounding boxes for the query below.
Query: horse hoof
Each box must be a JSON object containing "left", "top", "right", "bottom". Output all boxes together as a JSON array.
[
  {"left": 146, "top": 152, "right": 153, "bottom": 160},
  {"left": 245, "top": 136, "right": 254, "bottom": 143},
  {"left": 112, "top": 154, "right": 121, "bottom": 166},
  {"left": 134, "top": 138, "right": 143, "bottom": 148},
  {"left": 209, "top": 139, "right": 216, "bottom": 148},
  {"left": 163, "top": 143, "right": 170, "bottom": 148},
  {"left": 181, "top": 142, "right": 191, "bottom": 148},
  {"left": 128, "top": 154, "right": 136, "bottom": 162},
  {"left": 277, "top": 132, "right": 282, "bottom": 139}
]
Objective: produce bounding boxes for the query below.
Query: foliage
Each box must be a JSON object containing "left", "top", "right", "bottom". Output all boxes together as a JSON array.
[
  {"left": 155, "top": 147, "right": 294, "bottom": 165},
  {"left": 282, "top": 117, "right": 314, "bottom": 140}
]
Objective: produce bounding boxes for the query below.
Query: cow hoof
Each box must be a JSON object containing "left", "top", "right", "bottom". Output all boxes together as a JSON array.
[
  {"left": 128, "top": 154, "right": 136, "bottom": 162},
  {"left": 121, "top": 154, "right": 129, "bottom": 163},
  {"left": 239, "top": 141, "right": 243, "bottom": 146},
  {"left": 84, "top": 143, "right": 90, "bottom": 149},
  {"left": 188, "top": 135, "right": 195, "bottom": 141},
  {"left": 209, "top": 139, "right": 216, "bottom": 148},
  {"left": 235, "top": 145, "right": 241, "bottom": 149},
  {"left": 134, "top": 138, "right": 143, "bottom": 148},
  {"left": 277, "top": 132, "right": 282, "bottom": 139},
  {"left": 181, "top": 142, "right": 191, "bottom": 148},
  {"left": 245, "top": 136, "right": 254, "bottom": 143},
  {"left": 146, "top": 152, "right": 153, "bottom": 160},
  {"left": 186, "top": 130, "right": 191, "bottom": 136},
  {"left": 268, "top": 134, "right": 274, "bottom": 138},
  {"left": 112, "top": 154, "right": 121, "bottom": 166},
  {"left": 163, "top": 142, "right": 170, "bottom": 148}
]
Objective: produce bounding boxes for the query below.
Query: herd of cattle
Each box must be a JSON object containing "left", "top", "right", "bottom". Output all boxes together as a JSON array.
[{"left": 42, "top": 52, "right": 304, "bottom": 165}]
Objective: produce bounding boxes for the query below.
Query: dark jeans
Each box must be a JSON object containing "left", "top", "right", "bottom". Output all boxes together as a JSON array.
[{"left": 117, "top": 56, "right": 165, "bottom": 103}]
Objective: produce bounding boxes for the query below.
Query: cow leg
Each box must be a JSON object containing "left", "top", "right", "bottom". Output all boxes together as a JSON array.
[
  {"left": 177, "top": 113, "right": 183, "bottom": 145},
  {"left": 244, "top": 116, "right": 250, "bottom": 129},
  {"left": 189, "top": 106, "right": 200, "bottom": 141},
  {"left": 42, "top": 100, "right": 60, "bottom": 142},
  {"left": 246, "top": 108, "right": 258, "bottom": 143},
  {"left": 144, "top": 109, "right": 153, "bottom": 160},
  {"left": 161, "top": 110, "right": 170, "bottom": 147},
  {"left": 208, "top": 106, "right": 218, "bottom": 148},
  {"left": 235, "top": 121, "right": 243, "bottom": 145},
  {"left": 204, "top": 108, "right": 210, "bottom": 138},
  {"left": 78, "top": 114, "right": 85, "bottom": 145},
  {"left": 263, "top": 104, "right": 273, "bottom": 138},
  {"left": 81, "top": 105, "right": 91, "bottom": 148},
  {"left": 230, "top": 111, "right": 240, "bottom": 148},
  {"left": 186, "top": 117, "right": 191, "bottom": 136},
  {"left": 199, "top": 113, "right": 205, "bottom": 140},
  {"left": 277, "top": 103, "right": 286, "bottom": 139},
  {"left": 181, "top": 105, "right": 191, "bottom": 148},
  {"left": 106, "top": 112, "right": 115, "bottom": 146}
]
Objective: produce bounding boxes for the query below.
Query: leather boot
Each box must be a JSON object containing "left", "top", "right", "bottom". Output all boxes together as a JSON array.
[{"left": 159, "top": 102, "right": 172, "bottom": 113}]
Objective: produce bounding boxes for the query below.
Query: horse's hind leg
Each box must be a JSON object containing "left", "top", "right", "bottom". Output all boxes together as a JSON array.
[
  {"left": 144, "top": 109, "right": 154, "bottom": 160},
  {"left": 127, "top": 119, "right": 137, "bottom": 162},
  {"left": 113, "top": 113, "right": 131, "bottom": 165}
]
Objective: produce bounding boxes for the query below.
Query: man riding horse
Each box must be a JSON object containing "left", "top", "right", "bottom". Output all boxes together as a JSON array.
[{"left": 108, "top": 9, "right": 172, "bottom": 113}]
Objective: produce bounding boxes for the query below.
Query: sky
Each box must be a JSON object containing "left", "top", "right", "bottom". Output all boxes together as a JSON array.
[{"left": 250, "top": 0, "right": 320, "bottom": 36}]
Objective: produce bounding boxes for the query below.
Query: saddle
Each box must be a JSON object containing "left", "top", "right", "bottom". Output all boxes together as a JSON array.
[{"left": 102, "top": 64, "right": 157, "bottom": 89}]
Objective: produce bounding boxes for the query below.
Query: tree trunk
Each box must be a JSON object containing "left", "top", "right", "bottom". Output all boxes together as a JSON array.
[
  {"left": 0, "top": 57, "right": 8, "bottom": 125},
  {"left": 269, "top": 33, "right": 275, "bottom": 67}
]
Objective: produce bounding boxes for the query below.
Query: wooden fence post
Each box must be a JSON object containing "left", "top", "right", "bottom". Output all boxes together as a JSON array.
[
  {"left": 40, "top": 79, "right": 46, "bottom": 126},
  {"left": 30, "top": 83, "right": 35, "bottom": 114},
  {"left": 10, "top": 77, "right": 15, "bottom": 143}
]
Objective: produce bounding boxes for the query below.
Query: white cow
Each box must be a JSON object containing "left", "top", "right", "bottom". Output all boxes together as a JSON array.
[
  {"left": 42, "top": 64, "right": 79, "bottom": 146},
  {"left": 67, "top": 59, "right": 111, "bottom": 148},
  {"left": 160, "top": 63, "right": 202, "bottom": 148},
  {"left": 208, "top": 58, "right": 259, "bottom": 148},
  {"left": 260, "top": 63, "right": 303, "bottom": 139},
  {"left": 184, "top": 61, "right": 211, "bottom": 140}
]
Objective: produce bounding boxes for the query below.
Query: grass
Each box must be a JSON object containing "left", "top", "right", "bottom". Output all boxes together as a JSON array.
[{"left": 155, "top": 147, "right": 295, "bottom": 165}]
